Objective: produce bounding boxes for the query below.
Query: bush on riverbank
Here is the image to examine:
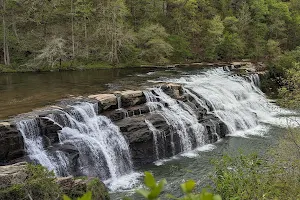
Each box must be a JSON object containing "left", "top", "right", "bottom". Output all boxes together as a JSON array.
[
  {"left": 0, "top": 164, "right": 60, "bottom": 200},
  {"left": 0, "top": 164, "right": 109, "bottom": 200},
  {"left": 267, "top": 47, "right": 300, "bottom": 108},
  {"left": 212, "top": 129, "right": 300, "bottom": 200}
]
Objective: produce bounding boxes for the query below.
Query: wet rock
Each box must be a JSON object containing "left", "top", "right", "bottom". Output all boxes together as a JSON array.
[
  {"left": 201, "top": 115, "right": 229, "bottom": 143},
  {"left": 116, "top": 114, "right": 180, "bottom": 166},
  {"left": 103, "top": 104, "right": 150, "bottom": 122},
  {"left": 0, "top": 122, "right": 24, "bottom": 165},
  {"left": 39, "top": 117, "right": 62, "bottom": 145},
  {"left": 88, "top": 94, "right": 117, "bottom": 111},
  {"left": 116, "top": 115, "right": 159, "bottom": 165},
  {"left": 160, "top": 83, "right": 184, "bottom": 99}
]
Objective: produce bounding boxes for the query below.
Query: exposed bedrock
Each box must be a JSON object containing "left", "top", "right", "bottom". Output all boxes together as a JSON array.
[{"left": 0, "top": 82, "right": 230, "bottom": 168}]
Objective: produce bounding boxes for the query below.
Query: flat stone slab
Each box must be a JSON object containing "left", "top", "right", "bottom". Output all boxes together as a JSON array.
[
  {"left": 0, "top": 122, "right": 11, "bottom": 127},
  {"left": 89, "top": 94, "right": 117, "bottom": 104},
  {"left": 0, "top": 162, "right": 27, "bottom": 189},
  {"left": 88, "top": 94, "right": 117, "bottom": 110},
  {"left": 121, "top": 90, "right": 143, "bottom": 98}
]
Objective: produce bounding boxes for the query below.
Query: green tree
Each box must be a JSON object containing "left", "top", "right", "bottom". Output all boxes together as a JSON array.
[
  {"left": 202, "top": 15, "right": 224, "bottom": 61},
  {"left": 137, "top": 24, "right": 173, "bottom": 63},
  {"left": 218, "top": 32, "right": 244, "bottom": 61}
]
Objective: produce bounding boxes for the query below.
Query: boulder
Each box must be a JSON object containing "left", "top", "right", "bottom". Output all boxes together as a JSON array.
[
  {"left": 0, "top": 162, "right": 27, "bottom": 189},
  {"left": 0, "top": 122, "right": 24, "bottom": 164},
  {"left": 88, "top": 94, "right": 117, "bottom": 111},
  {"left": 160, "top": 83, "right": 184, "bottom": 99},
  {"left": 120, "top": 90, "right": 146, "bottom": 107},
  {"left": 57, "top": 176, "right": 109, "bottom": 200}
]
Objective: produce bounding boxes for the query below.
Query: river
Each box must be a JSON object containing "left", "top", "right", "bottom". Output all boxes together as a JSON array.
[
  {"left": 0, "top": 67, "right": 183, "bottom": 119},
  {"left": 2, "top": 66, "right": 298, "bottom": 199}
]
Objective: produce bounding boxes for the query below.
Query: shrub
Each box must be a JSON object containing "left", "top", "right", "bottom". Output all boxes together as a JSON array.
[
  {"left": 211, "top": 129, "right": 300, "bottom": 200},
  {"left": 0, "top": 164, "right": 61, "bottom": 200}
]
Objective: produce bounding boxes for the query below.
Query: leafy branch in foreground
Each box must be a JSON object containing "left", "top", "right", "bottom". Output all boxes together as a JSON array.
[{"left": 128, "top": 172, "right": 221, "bottom": 200}]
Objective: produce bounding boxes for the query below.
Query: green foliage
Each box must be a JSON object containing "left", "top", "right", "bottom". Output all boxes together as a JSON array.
[
  {"left": 135, "top": 171, "right": 167, "bottom": 199},
  {"left": 138, "top": 24, "right": 173, "bottom": 64},
  {"left": 87, "top": 178, "right": 110, "bottom": 200},
  {"left": 267, "top": 46, "right": 300, "bottom": 108},
  {"left": 218, "top": 32, "right": 245, "bottom": 61},
  {"left": 168, "top": 35, "right": 192, "bottom": 62},
  {"left": 211, "top": 150, "right": 300, "bottom": 200},
  {"left": 126, "top": 172, "right": 221, "bottom": 200},
  {"left": 63, "top": 191, "right": 92, "bottom": 200},
  {"left": 1, "top": 0, "right": 300, "bottom": 69},
  {"left": 266, "top": 39, "right": 281, "bottom": 59},
  {"left": 0, "top": 164, "right": 61, "bottom": 200},
  {"left": 25, "top": 164, "right": 61, "bottom": 200}
]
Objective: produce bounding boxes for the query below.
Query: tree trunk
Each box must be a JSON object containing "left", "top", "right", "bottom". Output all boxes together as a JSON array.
[
  {"left": 71, "top": 0, "right": 75, "bottom": 58},
  {"left": 84, "top": 17, "right": 89, "bottom": 58},
  {"left": 12, "top": 22, "right": 20, "bottom": 43},
  {"left": 2, "top": 0, "right": 10, "bottom": 65}
]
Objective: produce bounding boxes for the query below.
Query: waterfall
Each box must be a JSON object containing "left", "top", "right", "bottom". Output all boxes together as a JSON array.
[
  {"left": 18, "top": 102, "right": 133, "bottom": 181},
  {"left": 16, "top": 67, "right": 279, "bottom": 186},
  {"left": 173, "top": 68, "right": 277, "bottom": 134},
  {"left": 117, "top": 95, "right": 122, "bottom": 109},
  {"left": 17, "top": 119, "right": 69, "bottom": 176},
  {"left": 144, "top": 88, "right": 206, "bottom": 156},
  {"left": 145, "top": 119, "right": 168, "bottom": 160}
]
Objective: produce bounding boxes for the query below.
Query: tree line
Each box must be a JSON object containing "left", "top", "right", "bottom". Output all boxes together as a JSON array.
[{"left": 1, "top": 0, "right": 300, "bottom": 70}]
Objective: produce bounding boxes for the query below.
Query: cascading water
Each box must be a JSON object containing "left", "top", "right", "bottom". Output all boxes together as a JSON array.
[
  {"left": 17, "top": 102, "right": 133, "bottom": 181},
  {"left": 17, "top": 119, "right": 70, "bottom": 176},
  {"left": 172, "top": 68, "right": 280, "bottom": 134},
  {"left": 144, "top": 88, "right": 206, "bottom": 156}
]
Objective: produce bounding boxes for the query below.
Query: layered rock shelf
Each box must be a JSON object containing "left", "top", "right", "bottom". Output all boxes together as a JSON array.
[{"left": 0, "top": 82, "right": 228, "bottom": 167}]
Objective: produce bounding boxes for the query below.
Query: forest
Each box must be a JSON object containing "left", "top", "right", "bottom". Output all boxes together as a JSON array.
[{"left": 1, "top": 0, "right": 300, "bottom": 71}]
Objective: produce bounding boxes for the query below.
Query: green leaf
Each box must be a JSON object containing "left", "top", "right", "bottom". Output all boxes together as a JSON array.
[
  {"left": 136, "top": 189, "right": 150, "bottom": 198},
  {"left": 213, "top": 195, "right": 222, "bottom": 200},
  {"left": 148, "top": 179, "right": 167, "bottom": 199},
  {"left": 165, "top": 193, "right": 177, "bottom": 199},
  {"left": 181, "top": 180, "right": 196, "bottom": 194},
  {"left": 144, "top": 171, "right": 156, "bottom": 189},
  {"left": 63, "top": 195, "right": 72, "bottom": 200},
  {"left": 77, "top": 191, "right": 92, "bottom": 200}
]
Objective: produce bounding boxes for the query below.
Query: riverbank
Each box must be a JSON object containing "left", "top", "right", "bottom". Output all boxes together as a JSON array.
[
  {"left": 0, "top": 61, "right": 118, "bottom": 73},
  {"left": 0, "top": 60, "right": 264, "bottom": 73}
]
